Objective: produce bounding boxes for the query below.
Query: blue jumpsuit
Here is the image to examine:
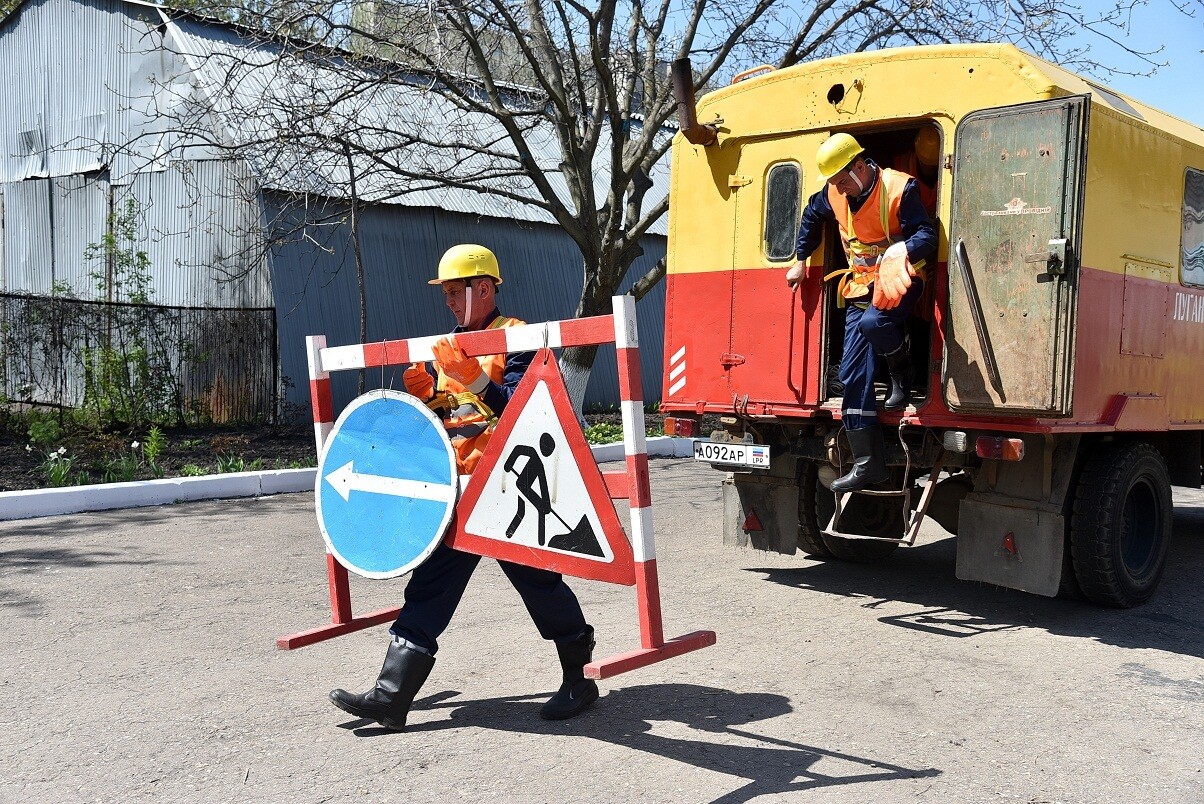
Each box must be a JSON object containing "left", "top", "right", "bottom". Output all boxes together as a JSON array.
[{"left": 795, "top": 168, "right": 937, "bottom": 427}]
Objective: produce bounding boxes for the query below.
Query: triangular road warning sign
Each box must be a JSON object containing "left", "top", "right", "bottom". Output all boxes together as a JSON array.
[{"left": 449, "top": 349, "right": 636, "bottom": 586}]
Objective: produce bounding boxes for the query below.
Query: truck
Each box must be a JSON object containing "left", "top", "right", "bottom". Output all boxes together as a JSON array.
[{"left": 660, "top": 43, "right": 1204, "bottom": 606}]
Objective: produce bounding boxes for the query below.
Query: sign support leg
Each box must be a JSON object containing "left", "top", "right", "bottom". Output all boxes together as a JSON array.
[
  {"left": 276, "top": 335, "right": 403, "bottom": 650},
  {"left": 585, "top": 297, "right": 715, "bottom": 679}
]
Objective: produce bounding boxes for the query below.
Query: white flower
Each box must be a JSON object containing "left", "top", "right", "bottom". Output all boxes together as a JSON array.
[
  {"left": 25, "top": 444, "right": 32, "bottom": 453},
  {"left": 131, "top": 441, "right": 140, "bottom": 450},
  {"left": 56, "top": 446, "right": 66, "bottom": 456}
]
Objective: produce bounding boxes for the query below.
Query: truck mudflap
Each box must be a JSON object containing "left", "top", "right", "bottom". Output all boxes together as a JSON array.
[
  {"left": 955, "top": 495, "right": 1065, "bottom": 597},
  {"left": 722, "top": 470, "right": 800, "bottom": 555}
]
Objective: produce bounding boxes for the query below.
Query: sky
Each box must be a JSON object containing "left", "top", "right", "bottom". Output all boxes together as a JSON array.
[{"left": 1072, "top": 0, "right": 1204, "bottom": 125}]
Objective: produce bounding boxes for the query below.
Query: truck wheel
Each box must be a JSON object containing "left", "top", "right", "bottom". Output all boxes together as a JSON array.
[
  {"left": 1070, "top": 442, "right": 1172, "bottom": 607},
  {"left": 797, "top": 461, "right": 835, "bottom": 558},
  {"left": 801, "top": 464, "right": 901, "bottom": 562}
]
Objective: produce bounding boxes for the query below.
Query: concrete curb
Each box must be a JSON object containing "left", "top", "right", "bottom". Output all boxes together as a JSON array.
[{"left": 0, "top": 437, "right": 697, "bottom": 522}]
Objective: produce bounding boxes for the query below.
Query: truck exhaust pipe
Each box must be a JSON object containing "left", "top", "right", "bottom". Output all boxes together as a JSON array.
[{"left": 671, "top": 58, "right": 717, "bottom": 146}]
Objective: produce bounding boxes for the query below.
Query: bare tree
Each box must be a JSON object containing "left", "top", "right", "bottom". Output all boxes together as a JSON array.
[{"left": 140, "top": 0, "right": 1192, "bottom": 405}]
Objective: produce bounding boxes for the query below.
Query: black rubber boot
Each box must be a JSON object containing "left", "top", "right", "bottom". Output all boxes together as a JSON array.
[
  {"left": 830, "top": 425, "right": 889, "bottom": 493},
  {"left": 329, "top": 637, "right": 435, "bottom": 731},
  {"left": 539, "top": 626, "right": 599, "bottom": 721},
  {"left": 882, "top": 340, "right": 912, "bottom": 411}
]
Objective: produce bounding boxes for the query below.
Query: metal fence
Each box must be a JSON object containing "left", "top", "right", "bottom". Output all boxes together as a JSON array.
[{"left": 0, "top": 293, "right": 278, "bottom": 425}]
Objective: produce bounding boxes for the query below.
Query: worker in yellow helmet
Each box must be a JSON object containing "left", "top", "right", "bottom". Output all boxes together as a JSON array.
[
  {"left": 329, "top": 244, "right": 599, "bottom": 730},
  {"left": 786, "top": 133, "right": 938, "bottom": 492}
]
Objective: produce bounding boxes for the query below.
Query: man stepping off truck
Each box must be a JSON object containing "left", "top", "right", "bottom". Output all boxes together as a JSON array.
[{"left": 785, "top": 133, "right": 937, "bottom": 492}]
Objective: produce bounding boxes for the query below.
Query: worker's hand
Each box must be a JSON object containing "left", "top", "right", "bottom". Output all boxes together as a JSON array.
[
  {"left": 402, "top": 363, "right": 434, "bottom": 400},
  {"left": 785, "top": 259, "right": 806, "bottom": 290},
  {"left": 432, "top": 336, "right": 489, "bottom": 394},
  {"left": 872, "top": 242, "right": 914, "bottom": 310}
]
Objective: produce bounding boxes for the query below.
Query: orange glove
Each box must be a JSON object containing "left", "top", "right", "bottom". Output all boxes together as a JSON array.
[
  {"left": 402, "top": 363, "right": 434, "bottom": 400},
  {"left": 432, "top": 336, "right": 489, "bottom": 393},
  {"left": 872, "top": 242, "right": 914, "bottom": 310}
]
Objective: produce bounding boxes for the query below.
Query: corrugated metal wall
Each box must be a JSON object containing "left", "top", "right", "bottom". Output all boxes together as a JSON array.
[
  {"left": 0, "top": 0, "right": 188, "bottom": 185},
  {"left": 264, "top": 192, "right": 666, "bottom": 415},
  {"left": 1, "top": 163, "right": 271, "bottom": 307}
]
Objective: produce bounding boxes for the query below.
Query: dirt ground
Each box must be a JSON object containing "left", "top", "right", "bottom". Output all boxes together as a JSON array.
[{"left": 1, "top": 459, "right": 1202, "bottom": 803}]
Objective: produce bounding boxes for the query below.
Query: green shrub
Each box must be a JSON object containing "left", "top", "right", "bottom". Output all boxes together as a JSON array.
[{"left": 583, "top": 422, "right": 624, "bottom": 445}]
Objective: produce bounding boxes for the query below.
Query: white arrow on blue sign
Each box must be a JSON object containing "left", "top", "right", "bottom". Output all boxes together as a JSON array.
[{"left": 315, "top": 389, "right": 458, "bottom": 579}]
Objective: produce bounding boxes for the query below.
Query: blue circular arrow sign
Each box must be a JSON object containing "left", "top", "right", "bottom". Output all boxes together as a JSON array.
[{"left": 316, "top": 389, "right": 458, "bottom": 579}]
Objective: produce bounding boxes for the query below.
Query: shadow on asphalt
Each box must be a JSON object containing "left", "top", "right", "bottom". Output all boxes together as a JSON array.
[
  {"left": 336, "top": 683, "right": 940, "bottom": 802},
  {"left": 747, "top": 508, "right": 1204, "bottom": 661}
]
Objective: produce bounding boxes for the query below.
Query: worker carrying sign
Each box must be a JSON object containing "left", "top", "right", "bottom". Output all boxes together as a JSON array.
[{"left": 327, "top": 245, "right": 600, "bottom": 730}]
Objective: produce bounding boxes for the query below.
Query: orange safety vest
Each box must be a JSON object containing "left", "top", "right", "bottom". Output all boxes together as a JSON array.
[
  {"left": 433, "top": 314, "right": 523, "bottom": 475},
  {"left": 825, "top": 168, "right": 927, "bottom": 302}
]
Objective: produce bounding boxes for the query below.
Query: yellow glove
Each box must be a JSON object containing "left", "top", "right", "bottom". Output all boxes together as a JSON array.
[
  {"left": 873, "top": 242, "right": 914, "bottom": 310},
  {"left": 402, "top": 363, "right": 434, "bottom": 400},
  {"left": 432, "top": 336, "right": 489, "bottom": 394}
]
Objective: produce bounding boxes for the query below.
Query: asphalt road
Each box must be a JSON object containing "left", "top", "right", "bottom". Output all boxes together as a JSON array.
[{"left": 2, "top": 459, "right": 1202, "bottom": 803}]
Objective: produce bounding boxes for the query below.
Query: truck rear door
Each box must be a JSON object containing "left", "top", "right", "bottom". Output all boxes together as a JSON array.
[{"left": 943, "top": 96, "right": 1088, "bottom": 415}]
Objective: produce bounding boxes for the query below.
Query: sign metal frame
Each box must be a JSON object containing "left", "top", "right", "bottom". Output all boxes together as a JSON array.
[{"left": 277, "top": 297, "right": 715, "bottom": 681}]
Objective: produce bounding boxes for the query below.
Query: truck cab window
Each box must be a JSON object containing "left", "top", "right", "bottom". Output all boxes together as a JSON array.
[
  {"left": 1183, "top": 168, "right": 1204, "bottom": 288},
  {"left": 764, "top": 162, "right": 801, "bottom": 261}
]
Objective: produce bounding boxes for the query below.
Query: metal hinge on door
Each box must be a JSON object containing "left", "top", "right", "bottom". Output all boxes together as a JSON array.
[
  {"left": 720, "top": 353, "right": 746, "bottom": 368},
  {"left": 727, "top": 175, "right": 752, "bottom": 188}
]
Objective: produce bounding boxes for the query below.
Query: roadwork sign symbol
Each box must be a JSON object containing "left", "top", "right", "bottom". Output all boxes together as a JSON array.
[
  {"left": 452, "top": 350, "right": 636, "bottom": 585},
  {"left": 316, "top": 390, "right": 457, "bottom": 579}
]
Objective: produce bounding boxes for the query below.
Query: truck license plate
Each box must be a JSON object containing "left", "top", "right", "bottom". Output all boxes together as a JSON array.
[{"left": 693, "top": 441, "right": 770, "bottom": 468}]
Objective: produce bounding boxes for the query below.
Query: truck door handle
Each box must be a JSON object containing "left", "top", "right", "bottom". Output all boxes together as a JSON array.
[
  {"left": 720, "top": 353, "right": 746, "bottom": 368},
  {"left": 1024, "top": 238, "right": 1068, "bottom": 276}
]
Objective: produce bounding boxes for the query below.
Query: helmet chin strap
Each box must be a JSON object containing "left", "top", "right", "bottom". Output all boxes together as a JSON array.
[
  {"left": 849, "top": 169, "right": 865, "bottom": 194},
  {"left": 464, "top": 278, "right": 474, "bottom": 329}
]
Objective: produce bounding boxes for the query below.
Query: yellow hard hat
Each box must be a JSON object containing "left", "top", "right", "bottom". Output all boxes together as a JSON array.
[
  {"left": 816, "top": 133, "right": 865, "bottom": 181},
  {"left": 429, "top": 244, "right": 502, "bottom": 285},
  {"left": 914, "top": 127, "right": 941, "bottom": 166}
]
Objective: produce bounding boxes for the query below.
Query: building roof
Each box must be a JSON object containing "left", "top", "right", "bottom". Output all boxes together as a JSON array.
[{"left": 0, "top": 0, "right": 670, "bottom": 232}]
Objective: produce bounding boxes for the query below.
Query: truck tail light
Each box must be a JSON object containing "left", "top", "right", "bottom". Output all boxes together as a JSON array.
[
  {"left": 975, "top": 436, "right": 1025, "bottom": 461},
  {"left": 663, "top": 416, "right": 698, "bottom": 437}
]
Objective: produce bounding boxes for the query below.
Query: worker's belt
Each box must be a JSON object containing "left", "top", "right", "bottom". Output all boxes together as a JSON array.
[
  {"left": 824, "top": 257, "right": 928, "bottom": 305},
  {"left": 427, "top": 390, "right": 496, "bottom": 427}
]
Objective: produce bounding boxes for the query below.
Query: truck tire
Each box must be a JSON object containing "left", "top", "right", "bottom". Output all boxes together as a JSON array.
[
  {"left": 1070, "top": 442, "right": 1172, "bottom": 607},
  {"left": 799, "top": 461, "right": 900, "bottom": 562},
  {"left": 797, "top": 461, "right": 835, "bottom": 558}
]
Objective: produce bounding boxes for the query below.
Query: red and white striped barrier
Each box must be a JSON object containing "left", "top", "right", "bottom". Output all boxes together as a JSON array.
[{"left": 279, "top": 297, "right": 715, "bottom": 679}]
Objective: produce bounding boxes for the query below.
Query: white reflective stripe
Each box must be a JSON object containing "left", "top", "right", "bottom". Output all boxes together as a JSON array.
[
  {"left": 322, "top": 344, "right": 365, "bottom": 370},
  {"left": 668, "top": 376, "right": 687, "bottom": 396},
  {"left": 313, "top": 421, "right": 332, "bottom": 453},
  {"left": 405, "top": 334, "right": 444, "bottom": 362},
  {"left": 670, "top": 345, "right": 686, "bottom": 365},
  {"left": 629, "top": 505, "right": 655, "bottom": 562},
  {"left": 845, "top": 409, "right": 879, "bottom": 417},
  {"left": 464, "top": 371, "right": 490, "bottom": 394},
  {"left": 613, "top": 295, "right": 639, "bottom": 349},
  {"left": 669, "top": 361, "right": 686, "bottom": 380},
  {"left": 306, "top": 335, "right": 328, "bottom": 379},
  {"left": 621, "top": 400, "right": 647, "bottom": 456},
  {"left": 506, "top": 321, "right": 562, "bottom": 352}
]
